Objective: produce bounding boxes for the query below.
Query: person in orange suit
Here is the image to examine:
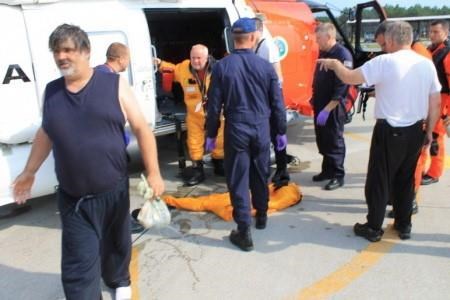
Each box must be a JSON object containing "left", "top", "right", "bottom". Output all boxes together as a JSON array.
[
  {"left": 421, "top": 20, "right": 450, "bottom": 185},
  {"left": 155, "top": 45, "right": 225, "bottom": 186}
]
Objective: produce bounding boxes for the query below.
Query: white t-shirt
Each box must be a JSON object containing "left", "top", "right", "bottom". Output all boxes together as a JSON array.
[
  {"left": 360, "top": 49, "right": 441, "bottom": 127},
  {"left": 255, "top": 32, "right": 280, "bottom": 64}
]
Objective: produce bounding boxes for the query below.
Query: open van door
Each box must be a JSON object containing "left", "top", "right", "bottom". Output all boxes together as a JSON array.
[{"left": 351, "top": 1, "right": 387, "bottom": 67}]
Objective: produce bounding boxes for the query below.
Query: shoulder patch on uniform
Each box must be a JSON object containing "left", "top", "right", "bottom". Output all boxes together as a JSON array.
[{"left": 343, "top": 60, "right": 353, "bottom": 68}]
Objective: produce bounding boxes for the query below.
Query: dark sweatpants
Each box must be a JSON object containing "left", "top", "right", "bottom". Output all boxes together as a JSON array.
[
  {"left": 57, "top": 177, "right": 131, "bottom": 299},
  {"left": 224, "top": 121, "right": 271, "bottom": 231},
  {"left": 365, "top": 120, "right": 424, "bottom": 231},
  {"left": 314, "top": 103, "right": 346, "bottom": 179}
]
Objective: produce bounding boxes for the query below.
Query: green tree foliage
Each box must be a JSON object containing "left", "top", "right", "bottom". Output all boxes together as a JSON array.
[{"left": 342, "top": 4, "right": 450, "bottom": 19}]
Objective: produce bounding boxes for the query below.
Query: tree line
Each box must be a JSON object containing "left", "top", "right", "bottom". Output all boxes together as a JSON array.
[{"left": 352, "top": 4, "right": 450, "bottom": 19}]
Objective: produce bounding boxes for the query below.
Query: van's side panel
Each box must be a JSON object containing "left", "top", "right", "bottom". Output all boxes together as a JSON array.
[{"left": 0, "top": 5, "right": 40, "bottom": 144}]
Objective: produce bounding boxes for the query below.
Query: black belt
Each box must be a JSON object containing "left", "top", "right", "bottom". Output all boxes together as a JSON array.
[{"left": 376, "top": 119, "right": 424, "bottom": 128}]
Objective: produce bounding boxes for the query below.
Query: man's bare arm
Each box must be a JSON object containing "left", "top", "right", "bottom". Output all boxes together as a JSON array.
[
  {"left": 12, "top": 127, "right": 52, "bottom": 204},
  {"left": 118, "top": 78, "right": 165, "bottom": 196},
  {"left": 317, "top": 58, "right": 365, "bottom": 85}
]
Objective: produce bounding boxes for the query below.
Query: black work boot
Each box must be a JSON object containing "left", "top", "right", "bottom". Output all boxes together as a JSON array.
[
  {"left": 272, "top": 167, "right": 290, "bottom": 190},
  {"left": 182, "top": 160, "right": 205, "bottom": 186},
  {"left": 255, "top": 211, "right": 267, "bottom": 230},
  {"left": 229, "top": 228, "right": 253, "bottom": 251},
  {"left": 212, "top": 158, "right": 225, "bottom": 176}
]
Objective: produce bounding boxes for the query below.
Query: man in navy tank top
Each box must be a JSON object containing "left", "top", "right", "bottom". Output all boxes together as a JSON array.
[{"left": 12, "top": 24, "right": 164, "bottom": 300}]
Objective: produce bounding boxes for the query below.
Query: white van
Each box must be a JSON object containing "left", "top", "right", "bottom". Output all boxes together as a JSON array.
[{"left": 0, "top": 0, "right": 256, "bottom": 206}]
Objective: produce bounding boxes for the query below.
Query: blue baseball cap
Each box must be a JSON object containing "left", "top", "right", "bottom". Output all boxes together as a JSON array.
[{"left": 231, "top": 17, "right": 256, "bottom": 34}]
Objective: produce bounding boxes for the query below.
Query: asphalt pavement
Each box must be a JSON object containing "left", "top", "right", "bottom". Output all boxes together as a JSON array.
[{"left": 1, "top": 100, "right": 449, "bottom": 300}]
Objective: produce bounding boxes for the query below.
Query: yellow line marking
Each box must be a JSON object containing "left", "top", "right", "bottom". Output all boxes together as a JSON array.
[
  {"left": 297, "top": 226, "right": 398, "bottom": 300},
  {"left": 297, "top": 193, "right": 422, "bottom": 299},
  {"left": 130, "top": 246, "right": 140, "bottom": 300},
  {"left": 344, "top": 131, "right": 371, "bottom": 142},
  {"left": 445, "top": 155, "right": 450, "bottom": 170}
]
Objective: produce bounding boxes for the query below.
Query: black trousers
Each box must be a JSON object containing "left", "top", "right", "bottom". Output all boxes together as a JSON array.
[
  {"left": 224, "top": 121, "right": 270, "bottom": 231},
  {"left": 58, "top": 177, "right": 131, "bottom": 299},
  {"left": 365, "top": 120, "right": 425, "bottom": 230},
  {"left": 314, "top": 104, "right": 346, "bottom": 179}
]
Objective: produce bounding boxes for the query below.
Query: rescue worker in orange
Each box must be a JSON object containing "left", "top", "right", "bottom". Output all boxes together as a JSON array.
[
  {"left": 420, "top": 20, "right": 450, "bottom": 185},
  {"left": 374, "top": 21, "right": 431, "bottom": 218},
  {"left": 155, "top": 44, "right": 224, "bottom": 186}
]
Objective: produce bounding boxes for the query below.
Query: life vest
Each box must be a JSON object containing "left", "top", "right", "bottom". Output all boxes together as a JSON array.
[{"left": 429, "top": 40, "right": 450, "bottom": 94}]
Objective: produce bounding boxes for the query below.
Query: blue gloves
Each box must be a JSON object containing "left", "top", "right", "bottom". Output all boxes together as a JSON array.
[
  {"left": 316, "top": 109, "right": 330, "bottom": 126},
  {"left": 205, "top": 137, "right": 217, "bottom": 152},
  {"left": 275, "top": 134, "right": 287, "bottom": 151}
]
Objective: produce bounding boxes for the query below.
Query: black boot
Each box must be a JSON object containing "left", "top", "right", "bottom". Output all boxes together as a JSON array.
[
  {"left": 182, "top": 160, "right": 205, "bottom": 186},
  {"left": 255, "top": 211, "right": 267, "bottom": 230},
  {"left": 212, "top": 158, "right": 225, "bottom": 176},
  {"left": 229, "top": 228, "right": 253, "bottom": 251},
  {"left": 272, "top": 167, "right": 290, "bottom": 190}
]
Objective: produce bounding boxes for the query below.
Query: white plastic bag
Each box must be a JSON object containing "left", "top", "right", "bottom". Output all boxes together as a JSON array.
[{"left": 136, "top": 174, "right": 171, "bottom": 228}]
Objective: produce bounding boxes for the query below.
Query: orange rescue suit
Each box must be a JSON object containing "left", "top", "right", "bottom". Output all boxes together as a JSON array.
[
  {"left": 420, "top": 42, "right": 450, "bottom": 180},
  {"left": 412, "top": 42, "right": 433, "bottom": 191},
  {"left": 159, "top": 59, "right": 224, "bottom": 161},
  {"left": 163, "top": 183, "right": 302, "bottom": 221}
]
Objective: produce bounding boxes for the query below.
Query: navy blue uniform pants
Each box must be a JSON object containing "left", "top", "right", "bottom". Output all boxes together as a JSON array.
[
  {"left": 365, "top": 120, "right": 424, "bottom": 231},
  {"left": 224, "top": 121, "right": 270, "bottom": 231},
  {"left": 314, "top": 103, "right": 346, "bottom": 179},
  {"left": 57, "top": 177, "right": 131, "bottom": 299}
]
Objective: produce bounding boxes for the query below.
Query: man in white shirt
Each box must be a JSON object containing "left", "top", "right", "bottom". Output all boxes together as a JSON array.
[{"left": 317, "top": 21, "right": 441, "bottom": 242}]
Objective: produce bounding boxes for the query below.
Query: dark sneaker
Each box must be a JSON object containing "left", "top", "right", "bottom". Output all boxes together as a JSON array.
[
  {"left": 387, "top": 199, "right": 419, "bottom": 218},
  {"left": 212, "top": 159, "right": 225, "bottom": 176},
  {"left": 272, "top": 168, "right": 290, "bottom": 190},
  {"left": 229, "top": 229, "right": 254, "bottom": 251},
  {"left": 312, "top": 173, "right": 331, "bottom": 182},
  {"left": 324, "top": 178, "right": 344, "bottom": 190},
  {"left": 353, "top": 223, "right": 384, "bottom": 242},
  {"left": 421, "top": 174, "right": 438, "bottom": 185},
  {"left": 394, "top": 223, "right": 411, "bottom": 240},
  {"left": 255, "top": 211, "right": 267, "bottom": 230}
]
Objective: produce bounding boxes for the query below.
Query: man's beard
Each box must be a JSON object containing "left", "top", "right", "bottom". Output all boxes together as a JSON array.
[{"left": 59, "top": 66, "right": 75, "bottom": 77}]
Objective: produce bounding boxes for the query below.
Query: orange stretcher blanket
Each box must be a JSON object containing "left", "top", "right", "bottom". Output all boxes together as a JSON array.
[{"left": 162, "top": 183, "right": 302, "bottom": 221}]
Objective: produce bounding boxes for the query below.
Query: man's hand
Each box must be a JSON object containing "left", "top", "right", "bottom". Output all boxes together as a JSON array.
[
  {"left": 317, "top": 58, "right": 338, "bottom": 72},
  {"left": 12, "top": 171, "right": 35, "bottom": 205},
  {"left": 316, "top": 109, "right": 330, "bottom": 126},
  {"left": 147, "top": 173, "right": 165, "bottom": 198},
  {"left": 205, "top": 137, "right": 217, "bottom": 152},
  {"left": 275, "top": 134, "right": 287, "bottom": 151}
]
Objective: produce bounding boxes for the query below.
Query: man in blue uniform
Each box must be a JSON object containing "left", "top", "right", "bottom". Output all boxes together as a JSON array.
[
  {"left": 206, "top": 18, "right": 287, "bottom": 251},
  {"left": 311, "top": 23, "right": 353, "bottom": 190}
]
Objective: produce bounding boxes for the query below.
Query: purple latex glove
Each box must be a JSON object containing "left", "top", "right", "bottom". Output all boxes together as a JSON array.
[
  {"left": 205, "top": 137, "right": 217, "bottom": 152},
  {"left": 275, "top": 134, "right": 287, "bottom": 151},
  {"left": 316, "top": 109, "right": 330, "bottom": 126}
]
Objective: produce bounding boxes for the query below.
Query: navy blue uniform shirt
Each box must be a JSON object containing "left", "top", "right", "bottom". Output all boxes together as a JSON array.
[
  {"left": 206, "top": 48, "right": 286, "bottom": 137},
  {"left": 312, "top": 43, "right": 353, "bottom": 112}
]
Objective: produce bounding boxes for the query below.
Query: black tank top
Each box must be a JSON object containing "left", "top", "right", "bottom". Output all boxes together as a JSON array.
[{"left": 42, "top": 70, "right": 127, "bottom": 197}]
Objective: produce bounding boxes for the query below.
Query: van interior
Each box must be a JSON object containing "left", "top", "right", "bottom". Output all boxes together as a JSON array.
[{"left": 144, "top": 8, "right": 230, "bottom": 134}]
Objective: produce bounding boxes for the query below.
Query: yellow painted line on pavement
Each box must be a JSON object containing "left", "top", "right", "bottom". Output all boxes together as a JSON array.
[
  {"left": 297, "top": 226, "right": 398, "bottom": 300},
  {"left": 130, "top": 247, "right": 140, "bottom": 300},
  {"left": 344, "top": 131, "right": 371, "bottom": 142},
  {"left": 297, "top": 193, "right": 425, "bottom": 299},
  {"left": 445, "top": 155, "right": 450, "bottom": 169}
]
